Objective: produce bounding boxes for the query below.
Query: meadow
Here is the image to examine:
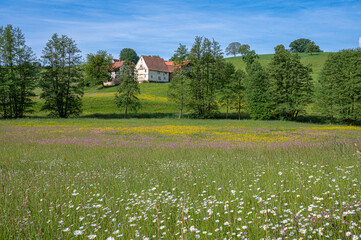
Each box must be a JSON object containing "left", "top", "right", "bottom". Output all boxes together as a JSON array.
[{"left": 1, "top": 118, "right": 361, "bottom": 239}]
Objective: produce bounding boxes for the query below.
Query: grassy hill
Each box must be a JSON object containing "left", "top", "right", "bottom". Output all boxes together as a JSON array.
[
  {"left": 30, "top": 52, "right": 331, "bottom": 118},
  {"left": 226, "top": 52, "right": 331, "bottom": 81}
]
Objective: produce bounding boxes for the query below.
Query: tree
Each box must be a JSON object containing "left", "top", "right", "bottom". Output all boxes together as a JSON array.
[
  {"left": 0, "top": 25, "right": 37, "bottom": 118},
  {"left": 231, "top": 69, "right": 246, "bottom": 120},
  {"left": 305, "top": 41, "right": 322, "bottom": 55},
  {"left": 238, "top": 44, "right": 250, "bottom": 55},
  {"left": 225, "top": 42, "right": 241, "bottom": 57},
  {"left": 244, "top": 61, "right": 272, "bottom": 120},
  {"left": 115, "top": 61, "right": 140, "bottom": 118},
  {"left": 268, "top": 45, "right": 313, "bottom": 120},
  {"left": 167, "top": 44, "right": 190, "bottom": 118},
  {"left": 84, "top": 50, "right": 113, "bottom": 86},
  {"left": 219, "top": 62, "right": 236, "bottom": 119},
  {"left": 119, "top": 48, "right": 139, "bottom": 64},
  {"left": 169, "top": 43, "right": 188, "bottom": 61},
  {"left": 39, "top": 33, "right": 83, "bottom": 118},
  {"left": 168, "top": 69, "right": 189, "bottom": 119},
  {"left": 316, "top": 49, "right": 361, "bottom": 123},
  {"left": 289, "top": 38, "right": 312, "bottom": 53}
]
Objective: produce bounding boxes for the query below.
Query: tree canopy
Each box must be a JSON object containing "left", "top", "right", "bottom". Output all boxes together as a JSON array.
[
  {"left": 119, "top": 48, "right": 139, "bottom": 64},
  {"left": 0, "top": 24, "right": 37, "bottom": 118},
  {"left": 84, "top": 50, "right": 113, "bottom": 86},
  {"left": 169, "top": 43, "right": 188, "bottom": 61},
  {"left": 225, "top": 42, "right": 241, "bottom": 57},
  {"left": 39, "top": 33, "right": 83, "bottom": 118},
  {"left": 316, "top": 49, "right": 361, "bottom": 123},
  {"left": 115, "top": 61, "right": 140, "bottom": 118},
  {"left": 289, "top": 38, "right": 314, "bottom": 53},
  {"left": 305, "top": 41, "right": 322, "bottom": 55},
  {"left": 268, "top": 45, "right": 313, "bottom": 120}
]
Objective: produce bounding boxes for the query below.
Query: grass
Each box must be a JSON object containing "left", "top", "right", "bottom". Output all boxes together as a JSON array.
[
  {"left": 225, "top": 52, "right": 331, "bottom": 81},
  {"left": 1, "top": 118, "right": 361, "bottom": 239}
]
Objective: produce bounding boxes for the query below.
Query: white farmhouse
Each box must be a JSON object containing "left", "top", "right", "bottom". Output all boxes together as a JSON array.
[{"left": 136, "top": 56, "right": 171, "bottom": 83}]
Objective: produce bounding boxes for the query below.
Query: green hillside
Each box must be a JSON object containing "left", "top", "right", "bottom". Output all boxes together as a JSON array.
[
  {"left": 30, "top": 52, "right": 331, "bottom": 118},
  {"left": 226, "top": 52, "right": 331, "bottom": 80}
]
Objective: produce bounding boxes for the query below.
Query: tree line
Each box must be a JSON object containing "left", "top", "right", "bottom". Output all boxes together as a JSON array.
[
  {"left": 168, "top": 37, "right": 361, "bottom": 123},
  {"left": 1, "top": 24, "right": 360, "bottom": 123}
]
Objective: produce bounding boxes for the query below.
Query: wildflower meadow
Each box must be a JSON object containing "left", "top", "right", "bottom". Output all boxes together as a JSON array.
[{"left": 1, "top": 119, "right": 361, "bottom": 239}]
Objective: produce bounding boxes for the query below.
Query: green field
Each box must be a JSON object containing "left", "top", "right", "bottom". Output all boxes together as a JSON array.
[
  {"left": 1, "top": 119, "right": 361, "bottom": 239},
  {"left": 30, "top": 52, "right": 331, "bottom": 119},
  {"left": 226, "top": 52, "right": 330, "bottom": 81}
]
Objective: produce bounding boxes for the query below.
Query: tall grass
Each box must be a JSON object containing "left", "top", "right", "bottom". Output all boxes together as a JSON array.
[{"left": 1, "top": 119, "right": 360, "bottom": 239}]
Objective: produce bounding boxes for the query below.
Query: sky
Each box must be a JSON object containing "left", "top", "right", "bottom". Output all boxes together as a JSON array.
[{"left": 1, "top": 0, "right": 361, "bottom": 61}]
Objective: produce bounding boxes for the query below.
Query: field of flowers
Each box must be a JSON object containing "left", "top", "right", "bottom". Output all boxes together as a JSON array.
[{"left": 1, "top": 119, "right": 361, "bottom": 239}]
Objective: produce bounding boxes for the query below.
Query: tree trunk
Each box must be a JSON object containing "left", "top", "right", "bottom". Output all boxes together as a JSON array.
[
  {"left": 226, "top": 105, "right": 228, "bottom": 120},
  {"left": 238, "top": 102, "right": 241, "bottom": 120},
  {"left": 124, "top": 107, "right": 127, "bottom": 119},
  {"left": 179, "top": 97, "right": 183, "bottom": 119}
]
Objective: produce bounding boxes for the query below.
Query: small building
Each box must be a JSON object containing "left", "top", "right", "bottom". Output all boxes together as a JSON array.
[
  {"left": 136, "top": 56, "right": 170, "bottom": 83},
  {"left": 105, "top": 59, "right": 125, "bottom": 86}
]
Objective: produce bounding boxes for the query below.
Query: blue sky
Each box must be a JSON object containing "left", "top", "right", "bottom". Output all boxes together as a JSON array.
[{"left": 1, "top": 0, "right": 361, "bottom": 60}]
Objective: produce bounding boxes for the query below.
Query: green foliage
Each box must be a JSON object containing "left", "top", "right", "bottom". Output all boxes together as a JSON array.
[
  {"left": 218, "top": 62, "right": 236, "bottom": 119},
  {"left": 289, "top": 38, "right": 312, "bottom": 53},
  {"left": 268, "top": 45, "right": 313, "bottom": 120},
  {"left": 167, "top": 47, "right": 190, "bottom": 118},
  {"left": 39, "top": 33, "right": 83, "bottom": 118},
  {"left": 168, "top": 69, "right": 189, "bottom": 119},
  {"left": 225, "top": 42, "right": 241, "bottom": 57},
  {"left": 115, "top": 61, "right": 141, "bottom": 118},
  {"left": 169, "top": 43, "right": 188, "bottom": 61},
  {"left": 186, "top": 37, "right": 225, "bottom": 118},
  {"left": 317, "top": 49, "right": 361, "bottom": 123},
  {"left": 84, "top": 50, "right": 113, "bottom": 86},
  {"left": 119, "top": 48, "right": 139, "bottom": 64},
  {"left": 305, "top": 41, "right": 322, "bottom": 55},
  {"left": 0, "top": 24, "right": 37, "bottom": 118},
  {"left": 245, "top": 61, "right": 272, "bottom": 120}
]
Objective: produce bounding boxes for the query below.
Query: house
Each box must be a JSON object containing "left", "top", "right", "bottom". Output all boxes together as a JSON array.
[
  {"left": 136, "top": 56, "right": 170, "bottom": 83},
  {"left": 135, "top": 55, "right": 189, "bottom": 83},
  {"left": 105, "top": 59, "right": 125, "bottom": 86},
  {"left": 108, "top": 56, "right": 189, "bottom": 85}
]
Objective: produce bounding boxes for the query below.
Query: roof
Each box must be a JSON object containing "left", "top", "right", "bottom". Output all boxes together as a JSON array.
[
  {"left": 165, "top": 60, "right": 190, "bottom": 73},
  {"left": 112, "top": 60, "right": 124, "bottom": 69},
  {"left": 141, "top": 56, "right": 169, "bottom": 72}
]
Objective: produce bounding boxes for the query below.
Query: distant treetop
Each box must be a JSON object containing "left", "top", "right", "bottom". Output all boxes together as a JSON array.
[{"left": 119, "top": 48, "right": 139, "bottom": 64}]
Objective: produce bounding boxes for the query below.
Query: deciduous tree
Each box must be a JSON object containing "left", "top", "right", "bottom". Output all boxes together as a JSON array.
[
  {"left": 84, "top": 50, "right": 113, "bottom": 86},
  {"left": 225, "top": 42, "right": 241, "bottom": 57},
  {"left": 316, "top": 49, "right": 361, "bottom": 123},
  {"left": 39, "top": 34, "right": 83, "bottom": 118},
  {"left": 268, "top": 45, "right": 313, "bottom": 120},
  {"left": 115, "top": 61, "right": 140, "bottom": 118},
  {"left": 244, "top": 61, "right": 272, "bottom": 120},
  {"left": 167, "top": 44, "right": 190, "bottom": 119},
  {"left": 169, "top": 43, "right": 188, "bottom": 61},
  {"left": 289, "top": 38, "right": 311, "bottom": 53},
  {"left": 119, "top": 48, "right": 139, "bottom": 64},
  {"left": 305, "top": 41, "right": 322, "bottom": 55},
  {"left": 0, "top": 25, "right": 37, "bottom": 118}
]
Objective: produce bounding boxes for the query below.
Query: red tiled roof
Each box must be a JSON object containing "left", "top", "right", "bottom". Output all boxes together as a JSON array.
[
  {"left": 141, "top": 56, "right": 169, "bottom": 72},
  {"left": 112, "top": 60, "right": 124, "bottom": 69},
  {"left": 165, "top": 60, "right": 190, "bottom": 73}
]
